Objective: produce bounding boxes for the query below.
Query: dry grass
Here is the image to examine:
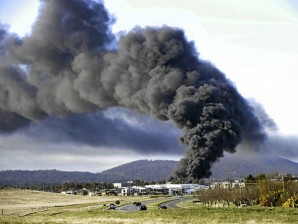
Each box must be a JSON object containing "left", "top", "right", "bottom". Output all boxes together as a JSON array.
[
  {"left": 1, "top": 189, "right": 298, "bottom": 224},
  {"left": 0, "top": 188, "right": 143, "bottom": 216},
  {"left": 0, "top": 188, "right": 121, "bottom": 208}
]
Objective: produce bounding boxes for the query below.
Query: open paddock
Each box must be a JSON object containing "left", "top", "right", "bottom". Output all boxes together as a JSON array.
[{"left": 1, "top": 189, "right": 298, "bottom": 223}]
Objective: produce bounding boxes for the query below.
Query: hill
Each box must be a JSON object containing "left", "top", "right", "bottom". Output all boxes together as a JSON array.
[
  {"left": 101, "top": 156, "right": 298, "bottom": 181},
  {"left": 0, "top": 170, "right": 99, "bottom": 187},
  {"left": 1, "top": 156, "right": 298, "bottom": 187},
  {"left": 101, "top": 159, "right": 177, "bottom": 181},
  {"left": 0, "top": 160, "right": 176, "bottom": 187},
  {"left": 210, "top": 155, "right": 298, "bottom": 179}
]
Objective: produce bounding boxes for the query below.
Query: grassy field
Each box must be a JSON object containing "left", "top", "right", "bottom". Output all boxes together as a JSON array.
[{"left": 1, "top": 189, "right": 298, "bottom": 224}]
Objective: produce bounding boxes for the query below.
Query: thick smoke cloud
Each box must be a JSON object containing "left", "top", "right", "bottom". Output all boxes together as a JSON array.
[
  {"left": 22, "top": 108, "right": 182, "bottom": 154},
  {"left": 265, "top": 134, "right": 298, "bottom": 159},
  {"left": 0, "top": 0, "right": 267, "bottom": 180},
  {"left": 248, "top": 100, "right": 277, "bottom": 132}
]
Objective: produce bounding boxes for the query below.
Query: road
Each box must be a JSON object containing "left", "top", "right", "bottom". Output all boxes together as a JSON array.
[
  {"left": 158, "top": 197, "right": 190, "bottom": 209},
  {"left": 116, "top": 197, "right": 187, "bottom": 212},
  {"left": 116, "top": 203, "right": 140, "bottom": 212},
  {"left": 116, "top": 198, "right": 161, "bottom": 212}
]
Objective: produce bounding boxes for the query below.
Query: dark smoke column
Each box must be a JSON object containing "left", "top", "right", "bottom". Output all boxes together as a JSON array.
[
  {"left": 104, "top": 27, "right": 266, "bottom": 181},
  {"left": 0, "top": 0, "right": 266, "bottom": 181}
]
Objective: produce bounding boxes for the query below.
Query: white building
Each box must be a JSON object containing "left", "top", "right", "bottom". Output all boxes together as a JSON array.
[
  {"left": 121, "top": 187, "right": 134, "bottom": 196},
  {"left": 210, "top": 180, "right": 245, "bottom": 189},
  {"left": 145, "top": 184, "right": 208, "bottom": 195},
  {"left": 113, "top": 182, "right": 132, "bottom": 188},
  {"left": 119, "top": 183, "right": 208, "bottom": 196},
  {"left": 121, "top": 186, "right": 149, "bottom": 196}
]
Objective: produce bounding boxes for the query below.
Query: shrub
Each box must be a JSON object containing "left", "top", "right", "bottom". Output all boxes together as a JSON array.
[{"left": 282, "top": 196, "right": 298, "bottom": 208}]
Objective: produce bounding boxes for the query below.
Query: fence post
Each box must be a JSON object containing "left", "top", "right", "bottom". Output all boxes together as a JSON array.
[{"left": 1, "top": 209, "right": 3, "bottom": 215}]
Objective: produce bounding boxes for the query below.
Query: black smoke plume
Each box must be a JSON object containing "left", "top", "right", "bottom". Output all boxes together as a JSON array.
[
  {"left": 0, "top": 0, "right": 266, "bottom": 180},
  {"left": 21, "top": 108, "right": 182, "bottom": 154}
]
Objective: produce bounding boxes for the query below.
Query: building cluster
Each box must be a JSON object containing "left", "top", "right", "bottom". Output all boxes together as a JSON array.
[
  {"left": 60, "top": 180, "right": 247, "bottom": 196},
  {"left": 114, "top": 183, "right": 208, "bottom": 196},
  {"left": 209, "top": 180, "right": 245, "bottom": 189},
  {"left": 60, "top": 188, "right": 118, "bottom": 196}
]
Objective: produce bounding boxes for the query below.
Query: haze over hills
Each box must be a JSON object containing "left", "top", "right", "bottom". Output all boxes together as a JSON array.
[
  {"left": 102, "top": 155, "right": 298, "bottom": 180},
  {"left": 210, "top": 155, "right": 298, "bottom": 180},
  {"left": 1, "top": 155, "right": 298, "bottom": 187}
]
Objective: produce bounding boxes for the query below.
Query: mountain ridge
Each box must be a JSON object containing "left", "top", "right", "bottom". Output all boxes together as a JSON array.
[{"left": 1, "top": 156, "right": 298, "bottom": 187}]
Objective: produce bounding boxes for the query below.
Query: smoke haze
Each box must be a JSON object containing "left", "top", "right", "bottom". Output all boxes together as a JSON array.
[{"left": 0, "top": 0, "right": 269, "bottom": 180}]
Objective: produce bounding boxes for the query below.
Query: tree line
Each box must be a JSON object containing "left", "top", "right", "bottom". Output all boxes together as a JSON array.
[
  {"left": 197, "top": 173, "right": 298, "bottom": 208},
  {"left": 0, "top": 179, "right": 168, "bottom": 193},
  {"left": 1, "top": 182, "right": 114, "bottom": 192}
]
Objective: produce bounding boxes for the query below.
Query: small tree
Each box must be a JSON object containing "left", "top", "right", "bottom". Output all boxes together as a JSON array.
[
  {"left": 258, "top": 179, "right": 283, "bottom": 207},
  {"left": 245, "top": 174, "right": 256, "bottom": 184}
]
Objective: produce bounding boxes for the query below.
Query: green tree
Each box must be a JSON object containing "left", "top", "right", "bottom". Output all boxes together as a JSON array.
[
  {"left": 244, "top": 174, "right": 256, "bottom": 184},
  {"left": 256, "top": 173, "right": 266, "bottom": 181}
]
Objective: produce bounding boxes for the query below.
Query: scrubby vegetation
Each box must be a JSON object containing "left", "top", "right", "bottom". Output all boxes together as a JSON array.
[{"left": 197, "top": 173, "right": 298, "bottom": 208}]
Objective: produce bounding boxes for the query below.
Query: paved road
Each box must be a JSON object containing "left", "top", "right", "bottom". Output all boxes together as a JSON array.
[
  {"left": 158, "top": 197, "right": 186, "bottom": 209},
  {"left": 116, "top": 197, "right": 187, "bottom": 212},
  {"left": 116, "top": 198, "right": 161, "bottom": 212},
  {"left": 116, "top": 203, "right": 140, "bottom": 212}
]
